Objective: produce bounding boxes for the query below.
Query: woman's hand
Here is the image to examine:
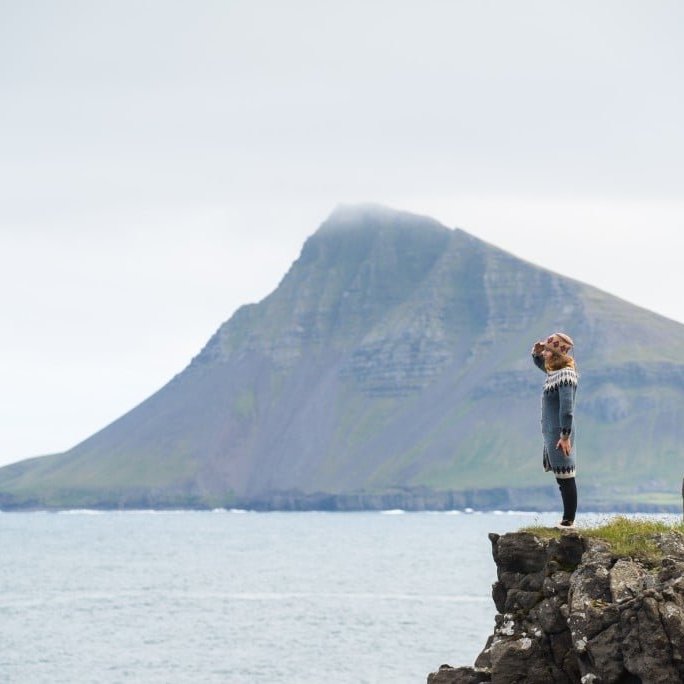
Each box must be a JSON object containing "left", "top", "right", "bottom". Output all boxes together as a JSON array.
[
  {"left": 556, "top": 436, "right": 572, "bottom": 457},
  {"left": 532, "top": 341, "right": 545, "bottom": 354}
]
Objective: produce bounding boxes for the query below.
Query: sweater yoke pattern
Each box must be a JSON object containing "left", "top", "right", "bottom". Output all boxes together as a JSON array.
[{"left": 543, "top": 368, "right": 578, "bottom": 395}]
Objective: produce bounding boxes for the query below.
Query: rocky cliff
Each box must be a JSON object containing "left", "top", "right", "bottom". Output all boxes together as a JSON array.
[{"left": 429, "top": 529, "right": 684, "bottom": 684}]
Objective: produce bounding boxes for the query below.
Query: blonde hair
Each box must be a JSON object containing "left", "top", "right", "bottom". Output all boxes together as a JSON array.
[{"left": 545, "top": 354, "right": 576, "bottom": 372}]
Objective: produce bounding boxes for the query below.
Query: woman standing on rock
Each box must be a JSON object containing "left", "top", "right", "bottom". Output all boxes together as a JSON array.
[{"left": 531, "top": 333, "right": 578, "bottom": 528}]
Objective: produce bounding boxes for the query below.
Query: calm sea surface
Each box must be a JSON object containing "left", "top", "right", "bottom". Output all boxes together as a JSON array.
[{"left": 1, "top": 510, "right": 677, "bottom": 683}]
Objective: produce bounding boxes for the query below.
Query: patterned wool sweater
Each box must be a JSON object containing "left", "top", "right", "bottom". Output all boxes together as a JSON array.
[{"left": 532, "top": 354, "right": 578, "bottom": 439}]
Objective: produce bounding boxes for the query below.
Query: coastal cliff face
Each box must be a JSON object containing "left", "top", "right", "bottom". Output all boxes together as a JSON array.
[{"left": 429, "top": 530, "right": 684, "bottom": 684}]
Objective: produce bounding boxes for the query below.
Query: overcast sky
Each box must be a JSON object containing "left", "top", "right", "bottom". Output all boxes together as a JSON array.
[{"left": 1, "top": 0, "right": 683, "bottom": 468}]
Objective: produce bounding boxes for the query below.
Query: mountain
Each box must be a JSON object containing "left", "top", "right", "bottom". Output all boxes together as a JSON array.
[{"left": 2, "top": 204, "right": 684, "bottom": 511}]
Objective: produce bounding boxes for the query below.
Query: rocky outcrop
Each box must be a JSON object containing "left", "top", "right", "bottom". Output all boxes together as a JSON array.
[{"left": 429, "top": 530, "right": 684, "bottom": 684}]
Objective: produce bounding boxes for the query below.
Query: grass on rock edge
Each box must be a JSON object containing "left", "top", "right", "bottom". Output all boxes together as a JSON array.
[{"left": 523, "top": 516, "right": 684, "bottom": 562}]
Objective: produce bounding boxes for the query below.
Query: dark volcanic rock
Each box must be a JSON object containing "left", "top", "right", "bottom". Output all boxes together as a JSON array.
[
  {"left": 428, "top": 529, "right": 684, "bottom": 684},
  {"left": 427, "top": 665, "right": 490, "bottom": 683}
]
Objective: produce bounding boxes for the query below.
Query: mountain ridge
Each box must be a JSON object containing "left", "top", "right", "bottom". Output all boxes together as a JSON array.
[{"left": 2, "top": 204, "right": 683, "bottom": 510}]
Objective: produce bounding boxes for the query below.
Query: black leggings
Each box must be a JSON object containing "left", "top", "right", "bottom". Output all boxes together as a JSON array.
[{"left": 556, "top": 477, "right": 577, "bottom": 522}]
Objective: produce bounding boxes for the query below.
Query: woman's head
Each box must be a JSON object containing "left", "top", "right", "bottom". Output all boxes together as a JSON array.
[{"left": 542, "top": 332, "right": 575, "bottom": 371}]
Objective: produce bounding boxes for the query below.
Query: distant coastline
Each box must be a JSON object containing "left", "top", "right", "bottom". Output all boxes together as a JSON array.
[{"left": 1, "top": 484, "right": 680, "bottom": 513}]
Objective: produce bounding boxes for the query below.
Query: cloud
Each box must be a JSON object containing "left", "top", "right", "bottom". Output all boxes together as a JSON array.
[{"left": 1, "top": 0, "right": 683, "bottom": 466}]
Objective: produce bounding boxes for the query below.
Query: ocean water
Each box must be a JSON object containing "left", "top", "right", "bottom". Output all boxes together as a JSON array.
[{"left": 1, "top": 510, "right": 676, "bottom": 684}]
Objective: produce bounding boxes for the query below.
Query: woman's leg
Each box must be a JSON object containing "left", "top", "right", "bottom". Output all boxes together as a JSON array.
[{"left": 555, "top": 477, "right": 577, "bottom": 522}]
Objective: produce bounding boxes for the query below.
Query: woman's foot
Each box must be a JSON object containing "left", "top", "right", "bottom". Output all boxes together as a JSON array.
[{"left": 556, "top": 519, "right": 575, "bottom": 529}]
